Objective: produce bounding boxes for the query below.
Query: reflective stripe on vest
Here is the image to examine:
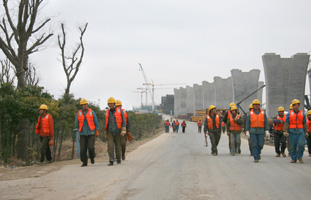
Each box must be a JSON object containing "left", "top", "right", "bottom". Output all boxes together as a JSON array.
[
  {"left": 307, "top": 119, "right": 311, "bottom": 132},
  {"left": 105, "top": 107, "right": 123, "bottom": 130},
  {"left": 289, "top": 110, "right": 304, "bottom": 129},
  {"left": 207, "top": 114, "right": 220, "bottom": 129},
  {"left": 78, "top": 109, "right": 95, "bottom": 132},
  {"left": 274, "top": 114, "right": 286, "bottom": 131},
  {"left": 229, "top": 115, "right": 242, "bottom": 131},
  {"left": 250, "top": 110, "right": 265, "bottom": 128}
]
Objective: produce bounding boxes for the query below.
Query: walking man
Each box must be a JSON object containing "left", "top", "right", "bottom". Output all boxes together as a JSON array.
[
  {"left": 164, "top": 119, "right": 170, "bottom": 133},
  {"left": 75, "top": 98, "right": 100, "bottom": 167},
  {"left": 273, "top": 106, "right": 287, "bottom": 157},
  {"left": 35, "top": 104, "right": 54, "bottom": 164},
  {"left": 115, "top": 100, "right": 132, "bottom": 161},
  {"left": 284, "top": 99, "right": 308, "bottom": 163},
  {"left": 181, "top": 120, "right": 187, "bottom": 133},
  {"left": 105, "top": 97, "right": 126, "bottom": 166},
  {"left": 175, "top": 119, "right": 180, "bottom": 133},
  {"left": 172, "top": 120, "right": 176, "bottom": 132},
  {"left": 245, "top": 99, "right": 270, "bottom": 163},
  {"left": 227, "top": 106, "right": 243, "bottom": 156},
  {"left": 306, "top": 110, "right": 311, "bottom": 157},
  {"left": 198, "top": 119, "right": 203, "bottom": 133},
  {"left": 204, "top": 105, "right": 221, "bottom": 156}
]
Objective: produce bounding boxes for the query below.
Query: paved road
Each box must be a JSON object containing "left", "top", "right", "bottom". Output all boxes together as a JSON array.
[{"left": 1, "top": 119, "right": 311, "bottom": 200}]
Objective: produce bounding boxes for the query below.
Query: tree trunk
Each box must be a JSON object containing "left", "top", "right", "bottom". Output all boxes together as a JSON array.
[
  {"left": 71, "top": 132, "right": 75, "bottom": 159},
  {"left": 16, "top": 118, "right": 30, "bottom": 161},
  {"left": 57, "top": 127, "right": 64, "bottom": 160}
]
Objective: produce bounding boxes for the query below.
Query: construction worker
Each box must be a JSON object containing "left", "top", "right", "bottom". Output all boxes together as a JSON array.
[
  {"left": 246, "top": 104, "right": 253, "bottom": 156},
  {"left": 245, "top": 99, "right": 269, "bottom": 163},
  {"left": 164, "top": 119, "right": 170, "bottom": 133},
  {"left": 223, "top": 102, "right": 239, "bottom": 153},
  {"left": 104, "top": 97, "right": 126, "bottom": 166},
  {"left": 204, "top": 105, "right": 221, "bottom": 156},
  {"left": 287, "top": 104, "right": 293, "bottom": 156},
  {"left": 306, "top": 110, "right": 311, "bottom": 157},
  {"left": 273, "top": 106, "right": 287, "bottom": 157},
  {"left": 75, "top": 98, "right": 100, "bottom": 167},
  {"left": 198, "top": 119, "right": 203, "bottom": 133},
  {"left": 181, "top": 120, "right": 187, "bottom": 133},
  {"left": 227, "top": 106, "right": 243, "bottom": 156},
  {"left": 175, "top": 119, "right": 180, "bottom": 133},
  {"left": 115, "top": 100, "right": 132, "bottom": 161},
  {"left": 284, "top": 99, "right": 308, "bottom": 163},
  {"left": 172, "top": 120, "right": 176, "bottom": 132},
  {"left": 221, "top": 122, "right": 226, "bottom": 134},
  {"left": 35, "top": 104, "right": 54, "bottom": 164}
]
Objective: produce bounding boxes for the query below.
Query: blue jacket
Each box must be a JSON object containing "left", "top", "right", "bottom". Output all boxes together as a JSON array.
[
  {"left": 285, "top": 110, "right": 306, "bottom": 134},
  {"left": 75, "top": 110, "right": 100, "bottom": 136},
  {"left": 107, "top": 108, "right": 126, "bottom": 134},
  {"left": 245, "top": 109, "right": 269, "bottom": 134}
]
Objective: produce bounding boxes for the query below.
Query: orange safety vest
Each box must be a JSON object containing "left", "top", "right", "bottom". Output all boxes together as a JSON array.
[
  {"left": 274, "top": 114, "right": 286, "bottom": 131},
  {"left": 175, "top": 121, "right": 179, "bottom": 126},
  {"left": 105, "top": 107, "right": 123, "bottom": 130},
  {"left": 165, "top": 121, "right": 170, "bottom": 126},
  {"left": 172, "top": 122, "right": 175, "bottom": 126},
  {"left": 227, "top": 110, "right": 232, "bottom": 120},
  {"left": 78, "top": 109, "right": 96, "bottom": 132},
  {"left": 307, "top": 118, "right": 311, "bottom": 133},
  {"left": 35, "top": 114, "right": 52, "bottom": 137},
  {"left": 198, "top": 121, "right": 202, "bottom": 126},
  {"left": 182, "top": 122, "right": 186, "bottom": 127},
  {"left": 250, "top": 109, "right": 265, "bottom": 128},
  {"left": 122, "top": 109, "right": 128, "bottom": 125},
  {"left": 229, "top": 114, "right": 242, "bottom": 131},
  {"left": 289, "top": 110, "right": 304, "bottom": 129},
  {"left": 206, "top": 114, "right": 220, "bottom": 129}
]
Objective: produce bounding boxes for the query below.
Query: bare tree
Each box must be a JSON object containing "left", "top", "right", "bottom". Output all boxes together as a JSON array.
[
  {"left": 0, "top": 0, "right": 53, "bottom": 161},
  {"left": 58, "top": 23, "right": 88, "bottom": 96},
  {"left": 0, "top": 58, "right": 15, "bottom": 84},
  {"left": 25, "top": 62, "right": 39, "bottom": 86}
]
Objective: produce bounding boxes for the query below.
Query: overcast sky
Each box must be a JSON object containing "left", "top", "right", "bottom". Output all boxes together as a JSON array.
[{"left": 8, "top": 0, "right": 311, "bottom": 109}]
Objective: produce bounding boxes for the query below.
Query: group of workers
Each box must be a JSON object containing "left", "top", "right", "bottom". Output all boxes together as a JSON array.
[
  {"left": 165, "top": 119, "right": 187, "bottom": 133},
  {"left": 201, "top": 98, "right": 310, "bottom": 163},
  {"left": 35, "top": 97, "right": 133, "bottom": 167}
]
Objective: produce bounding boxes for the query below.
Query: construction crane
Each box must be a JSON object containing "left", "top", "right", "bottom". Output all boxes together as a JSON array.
[{"left": 139, "top": 63, "right": 153, "bottom": 101}]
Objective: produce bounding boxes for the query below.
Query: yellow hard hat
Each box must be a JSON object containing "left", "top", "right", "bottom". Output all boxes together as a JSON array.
[
  {"left": 208, "top": 105, "right": 216, "bottom": 111},
  {"left": 252, "top": 99, "right": 260, "bottom": 105},
  {"left": 291, "top": 99, "right": 300, "bottom": 106},
  {"left": 115, "top": 100, "right": 122, "bottom": 106},
  {"left": 230, "top": 106, "right": 238, "bottom": 111},
  {"left": 289, "top": 104, "right": 293, "bottom": 110},
  {"left": 107, "top": 97, "right": 116, "bottom": 104},
  {"left": 249, "top": 104, "right": 253, "bottom": 109},
  {"left": 38, "top": 104, "right": 48, "bottom": 110},
  {"left": 229, "top": 102, "right": 236, "bottom": 108},
  {"left": 307, "top": 110, "right": 311, "bottom": 116},
  {"left": 278, "top": 106, "right": 285, "bottom": 112},
  {"left": 80, "top": 98, "right": 88, "bottom": 105}
]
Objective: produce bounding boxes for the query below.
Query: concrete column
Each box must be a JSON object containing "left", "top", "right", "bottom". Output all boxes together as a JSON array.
[
  {"left": 202, "top": 81, "right": 216, "bottom": 110},
  {"left": 214, "top": 76, "right": 233, "bottom": 109},
  {"left": 193, "top": 84, "right": 203, "bottom": 111},
  {"left": 174, "top": 88, "right": 180, "bottom": 117},
  {"left": 179, "top": 87, "right": 187, "bottom": 116},
  {"left": 186, "top": 86, "right": 195, "bottom": 115},
  {"left": 257, "top": 81, "right": 264, "bottom": 104},
  {"left": 262, "top": 53, "right": 310, "bottom": 117},
  {"left": 231, "top": 69, "right": 260, "bottom": 112}
]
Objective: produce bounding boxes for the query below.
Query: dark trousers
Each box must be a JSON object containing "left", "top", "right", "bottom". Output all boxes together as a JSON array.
[
  {"left": 198, "top": 126, "right": 202, "bottom": 133},
  {"left": 108, "top": 132, "right": 121, "bottom": 162},
  {"left": 306, "top": 134, "right": 311, "bottom": 154},
  {"left": 121, "top": 134, "right": 127, "bottom": 157},
  {"left": 274, "top": 132, "right": 286, "bottom": 154},
  {"left": 40, "top": 136, "right": 51, "bottom": 162},
  {"left": 80, "top": 135, "right": 95, "bottom": 165},
  {"left": 209, "top": 131, "right": 221, "bottom": 154},
  {"left": 182, "top": 127, "right": 186, "bottom": 133}
]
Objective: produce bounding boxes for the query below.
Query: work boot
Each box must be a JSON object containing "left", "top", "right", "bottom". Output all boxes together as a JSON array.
[
  {"left": 117, "top": 160, "right": 121, "bottom": 164},
  {"left": 290, "top": 160, "right": 297, "bottom": 163},
  {"left": 231, "top": 152, "right": 235, "bottom": 156},
  {"left": 281, "top": 153, "right": 286, "bottom": 157},
  {"left": 122, "top": 155, "right": 125, "bottom": 160},
  {"left": 108, "top": 161, "right": 114, "bottom": 166},
  {"left": 298, "top": 159, "right": 304, "bottom": 163},
  {"left": 254, "top": 160, "right": 259, "bottom": 163},
  {"left": 81, "top": 163, "right": 87, "bottom": 167},
  {"left": 212, "top": 152, "right": 217, "bottom": 156},
  {"left": 91, "top": 158, "right": 95, "bottom": 164},
  {"left": 238, "top": 149, "right": 241, "bottom": 154},
  {"left": 276, "top": 154, "right": 280, "bottom": 157}
]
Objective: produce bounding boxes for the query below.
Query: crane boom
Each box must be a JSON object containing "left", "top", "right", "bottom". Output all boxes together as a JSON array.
[{"left": 139, "top": 63, "right": 153, "bottom": 101}]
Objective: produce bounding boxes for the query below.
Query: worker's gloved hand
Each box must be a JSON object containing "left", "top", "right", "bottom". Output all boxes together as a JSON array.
[
  {"left": 284, "top": 132, "right": 289, "bottom": 137},
  {"left": 246, "top": 131, "right": 250, "bottom": 136},
  {"left": 265, "top": 130, "right": 270, "bottom": 138},
  {"left": 127, "top": 132, "right": 133, "bottom": 143},
  {"left": 305, "top": 132, "right": 309, "bottom": 138},
  {"left": 121, "top": 127, "right": 127, "bottom": 136},
  {"left": 104, "top": 130, "right": 108, "bottom": 140},
  {"left": 95, "top": 130, "right": 99, "bottom": 138},
  {"left": 49, "top": 139, "right": 54, "bottom": 146}
]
